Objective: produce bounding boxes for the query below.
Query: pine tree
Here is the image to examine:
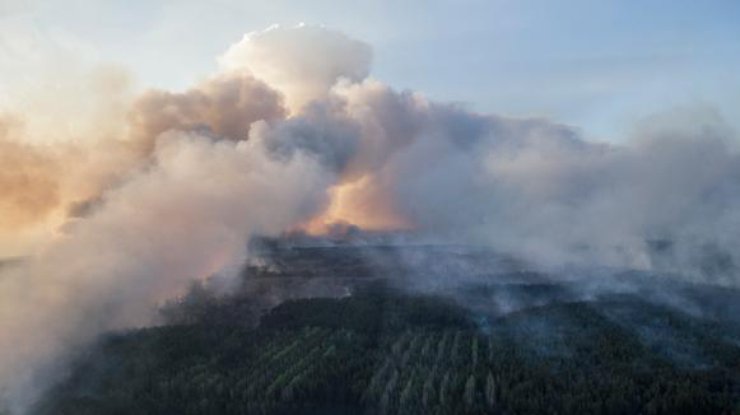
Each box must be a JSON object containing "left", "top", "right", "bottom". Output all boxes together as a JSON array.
[
  {"left": 485, "top": 371, "right": 497, "bottom": 409},
  {"left": 464, "top": 374, "right": 476, "bottom": 408}
]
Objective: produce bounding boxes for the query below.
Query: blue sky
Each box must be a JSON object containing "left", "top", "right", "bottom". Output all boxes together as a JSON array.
[{"left": 2, "top": 0, "right": 740, "bottom": 141}]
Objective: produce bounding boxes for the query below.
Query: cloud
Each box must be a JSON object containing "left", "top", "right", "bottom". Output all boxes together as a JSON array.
[
  {"left": 0, "top": 132, "right": 331, "bottom": 411},
  {"left": 128, "top": 71, "right": 287, "bottom": 153},
  {"left": 220, "top": 24, "right": 372, "bottom": 112},
  {"left": 247, "top": 70, "right": 740, "bottom": 282},
  {"left": 0, "top": 123, "right": 60, "bottom": 231}
]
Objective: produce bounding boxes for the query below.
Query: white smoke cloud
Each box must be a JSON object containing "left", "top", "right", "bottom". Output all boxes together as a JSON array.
[
  {"left": 241, "top": 58, "right": 740, "bottom": 280},
  {"left": 0, "top": 132, "right": 330, "bottom": 411},
  {"left": 220, "top": 24, "right": 372, "bottom": 112},
  {"left": 128, "top": 70, "right": 287, "bottom": 152}
]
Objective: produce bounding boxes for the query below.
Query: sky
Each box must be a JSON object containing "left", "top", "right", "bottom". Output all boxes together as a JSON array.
[{"left": 1, "top": 0, "right": 740, "bottom": 140}]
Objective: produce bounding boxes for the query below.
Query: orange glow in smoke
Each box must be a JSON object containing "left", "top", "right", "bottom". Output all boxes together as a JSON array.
[{"left": 302, "top": 178, "right": 412, "bottom": 235}]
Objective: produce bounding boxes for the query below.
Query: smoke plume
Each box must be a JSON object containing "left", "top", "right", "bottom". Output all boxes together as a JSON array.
[
  {"left": 0, "top": 132, "right": 330, "bottom": 410},
  {"left": 1, "top": 24, "right": 739, "bottom": 412},
  {"left": 128, "top": 72, "right": 286, "bottom": 153},
  {"left": 220, "top": 24, "right": 373, "bottom": 112}
]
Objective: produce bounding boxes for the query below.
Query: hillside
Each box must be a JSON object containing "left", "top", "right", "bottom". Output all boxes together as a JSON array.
[{"left": 32, "top": 244, "right": 740, "bottom": 415}]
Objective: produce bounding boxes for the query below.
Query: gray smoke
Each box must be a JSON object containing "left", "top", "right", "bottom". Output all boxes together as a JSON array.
[
  {"left": 259, "top": 75, "right": 740, "bottom": 283},
  {"left": 0, "top": 132, "right": 332, "bottom": 411}
]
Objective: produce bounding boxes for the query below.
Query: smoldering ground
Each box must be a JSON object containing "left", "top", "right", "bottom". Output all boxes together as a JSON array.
[{"left": 1, "top": 24, "right": 740, "bottom": 412}]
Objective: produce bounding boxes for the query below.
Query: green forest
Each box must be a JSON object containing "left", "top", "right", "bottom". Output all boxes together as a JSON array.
[{"left": 33, "top": 282, "right": 740, "bottom": 415}]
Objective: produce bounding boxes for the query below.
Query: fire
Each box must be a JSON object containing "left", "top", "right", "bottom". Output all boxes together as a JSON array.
[{"left": 302, "top": 178, "right": 413, "bottom": 235}]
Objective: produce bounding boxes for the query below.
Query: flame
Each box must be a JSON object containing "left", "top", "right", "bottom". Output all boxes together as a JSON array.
[{"left": 302, "top": 177, "right": 412, "bottom": 235}]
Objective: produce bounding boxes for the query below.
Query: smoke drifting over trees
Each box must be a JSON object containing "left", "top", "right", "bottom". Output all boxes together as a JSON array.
[{"left": 0, "top": 24, "right": 739, "bottom": 412}]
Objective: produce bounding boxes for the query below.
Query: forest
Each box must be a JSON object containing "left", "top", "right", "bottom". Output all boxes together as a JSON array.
[{"left": 33, "top": 276, "right": 740, "bottom": 415}]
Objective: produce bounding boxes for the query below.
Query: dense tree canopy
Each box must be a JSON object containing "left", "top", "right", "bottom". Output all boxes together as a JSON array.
[{"left": 32, "top": 284, "right": 740, "bottom": 415}]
